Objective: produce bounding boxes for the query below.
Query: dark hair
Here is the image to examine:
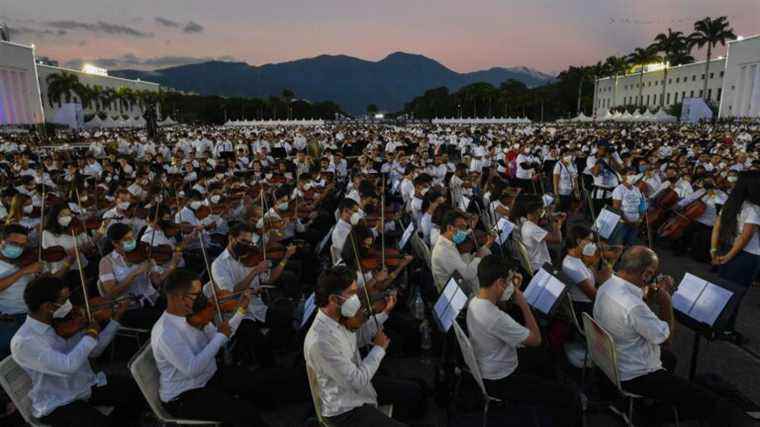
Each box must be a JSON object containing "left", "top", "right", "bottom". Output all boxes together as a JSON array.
[
  {"left": 24, "top": 275, "right": 66, "bottom": 312},
  {"left": 338, "top": 198, "right": 358, "bottom": 214},
  {"left": 478, "top": 255, "right": 518, "bottom": 288},
  {"left": 229, "top": 222, "right": 254, "bottom": 238},
  {"left": 441, "top": 209, "right": 466, "bottom": 231},
  {"left": 511, "top": 195, "right": 542, "bottom": 220},
  {"left": 165, "top": 268, "right": 199, "bottom": 295},
  {"left": 718, "top": 171, "right": 760, "bottom": 244},
  {"left": 44, "top": 203, "right": 70, "bottom": 235},
  {"left": 107, "top": 222, "right": 132, "bottom": 243},
  {"left": 566, "top": 225, "right": 593, "bottom": 251},
  {"left": 315, "top": 265, "right": 356, "bottom": 307},
  {"left": 341, "top": 225, "right": 372, "bottom": 268},
  {"left": 1, "top": 224, "right": 28, "bottom": 240},
  {"left": 422, "top": 190, "right": 443, "bottom": 213}
]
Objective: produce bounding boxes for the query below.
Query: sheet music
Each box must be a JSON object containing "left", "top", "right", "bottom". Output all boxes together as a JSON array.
[
  {"left": 523, "top": 268, "right": 551, "bottom": 306},
  {"left": 672, "top": 273, "right": 705, "bottom": 315},
  {"left": 673, "top": 272, "right": 733, "bottom": 327},
  {"left": 594, "top": 209, "right": 621, "bottom": 240},
  {"left": 300, "top": 293, "right": 316, "bottom": 329},
  {"left": 496, "top": 217, "right": 515, "bottom": 245},
  {"left": 398, "top": 222, "right": 415, "bottom": 250},
  {"left": 434, "top": 276, "right": 468, "bottom": 332},
  {"left": 523, "top": 267, "right": 565, "bottom": 315}
]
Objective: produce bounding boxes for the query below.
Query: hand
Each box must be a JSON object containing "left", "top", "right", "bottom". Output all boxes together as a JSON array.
[
  {"left": 21, "top": 262, "right": 43, "bottom": 276},
  {"left": 383, "top": 292, "right": 398, "bottom": 314},
  {"left": 714, "top": 255, "right": 730, "bottom": 265},
  {"left": 171, "top": 250, "right": 182, "bottom": 266},
  {"left": 374, "top": 269, "right": 389, "bottom": 283},
  {"left": 402, "top": 254, "right": 414, "bottom": 266},
  {"left": 554, "top": 212, "right": 567, "bottom": 224},
  {"left": 254, "top": 260, "right": 269, "bottom": 273},
  {"left": 114, "top": 300, "right": 129, "bottom": 320},
  {"left": 656, "top": 275, "right": 675, "bottom": 294},
  {"left": 285, "top": 244, "right": 297, "bottom": 258},
  {"left": 513, "top": 288, "right": 527, "bottom": 307},
  {"left": 484, "top": 233, "right": 496, "bottom": 248},
  {"left": 509, "top": 271, "right": 524, "bottom": 289},
  {"left": 238, "top": 289, "right": 252, "bottom": 311},
  {"left": 373, "top": 328, "right": 390, "bottom": 350},
  {"left": 85, "top": 321, "right": 101, "bottom": 338},
  {"left": 218, "top": 320, "right": 232, "bottom": 337}
]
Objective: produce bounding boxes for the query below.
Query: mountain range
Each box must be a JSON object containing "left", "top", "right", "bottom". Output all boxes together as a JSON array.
[{"left": 112, "top": 52, "right": 555, "bottom": 115}]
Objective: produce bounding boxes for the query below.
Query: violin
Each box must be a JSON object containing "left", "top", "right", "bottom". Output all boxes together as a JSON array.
[
  {"left": 53, "top": 296, "right": 135, "bottom": 338},
  {"left": 186, "top": 289, "right": 243, "bottom": 328},
  {"left": 359, "top": 248, "right": 406, "bottom": 271},
  {"left": 457, "top": 229, "right": 487, "bottom": 254},
  {"left": 14, "top": 245, "right": 68, "bottom": 267},
  {"left": 339, "top": 289, "right": 393, "bottom": 332}
]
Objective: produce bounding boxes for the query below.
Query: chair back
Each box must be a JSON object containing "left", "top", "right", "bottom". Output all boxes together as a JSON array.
[
  {"left": 0, "top": 356, "right": 48, "bottom": 427},
  {"left": 329, "top": 244, "right": 342, "bottom": 266},
  {"left": 581, "top": 313, "right": 623, "bottom": 391},
  {"left": 306, "top": 363, "right": 330, "bottom": 426},
  {"left": 452, "top": 322, "right": 489, "bottom": 399},
  {"left": 410, "top": 232, "right": 431, "bottom": 270},
  {"left": 511, "top": 237, "right": 534, "bottom": 278}
]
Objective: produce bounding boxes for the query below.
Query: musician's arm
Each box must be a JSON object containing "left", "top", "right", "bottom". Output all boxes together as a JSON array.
[
  {"left": 721, "top": 223, "right": 757, "bottom": 262},
  {"left": 553, "top": 172, "right": 561, "bottom": 196},
  {"left": 710, "top": 216, "right": 721, "bottom": 258}
]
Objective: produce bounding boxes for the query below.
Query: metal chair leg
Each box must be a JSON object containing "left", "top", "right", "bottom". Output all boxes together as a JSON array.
[
  {"left": 482, "top": 399, "right": 490, "bottom": 427},
  {"left": 672, "top": 406, "right": 679, "bottom": 427},
  {"left": 628, "top": 397, "right": 634, "bottom": 427}
]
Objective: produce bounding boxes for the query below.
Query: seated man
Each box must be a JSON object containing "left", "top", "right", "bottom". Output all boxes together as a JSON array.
[
  {"left": 467, "top": 255, "right": 580, "bottom": 427},
  {"left": 594, "top": 246, "right": 733, "bottom": 426},
  {"left": 304, "top": 266, "right": 405, "bottom": 427},
  {"left": 431, "top": 210, "right": 493, "bottom": 294},
  {"left": 11, "top": 275, "right": 143, "bottom": 427}
]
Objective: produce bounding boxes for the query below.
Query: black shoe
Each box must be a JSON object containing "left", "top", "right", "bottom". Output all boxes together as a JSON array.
[{"left": 718, "top": 330, "right": 749, "bottom": 346}]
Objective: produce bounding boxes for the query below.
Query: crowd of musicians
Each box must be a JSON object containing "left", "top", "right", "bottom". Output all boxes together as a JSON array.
[{"left": 0, "top": 121, "right": 758, "bottom": 427}]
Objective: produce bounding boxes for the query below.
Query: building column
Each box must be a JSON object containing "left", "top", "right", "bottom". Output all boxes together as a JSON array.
[{"left": 750, "top": 64, "right": 760, "bottom": 117}]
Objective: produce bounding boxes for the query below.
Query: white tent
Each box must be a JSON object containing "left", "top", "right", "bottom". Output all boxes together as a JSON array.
[
  {"left": 572, "top": 112, "right": 592, "bottom": 122},
  {"left": 654, "top": 109, "right": 677, "bottom": 122},
  {"left": 159, "top": 117, "right": 177, "bottom": 126},
  {"left": 132, "top": 116, "right": 146, "bottom": 127},
  {"left": 620, "top": 111, "right": 633, "bottom": 121},
  {"left": 640, "top": 110, "right": 656, "bottom": 121},
  {"left": 84, "top": 115, "right": 103, "bottom": 128},
  {"left": 101, "top": 116, "right": 116, "bottom": 128}
]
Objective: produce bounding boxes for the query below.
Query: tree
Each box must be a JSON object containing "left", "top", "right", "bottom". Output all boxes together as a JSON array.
[
  {"left": 689, "top": 16, "right": 736, "bottom": 98},
  {"left": 652, "top": 28, "right": 690, "bottom": 107},
  {"left": 603, "top": 56, "right": 630, "bottom": 108},
  {"left": 45, "top": 72, "right": 80, "bottom": 107},
  {"left": 281, "top": 88, "right": 295, "bottom": 100},
  {"left": 367, "top": 104, "right": 378, "bottom": 115},
  {"left": 627, "top": 46, "right": 662, "bottom": 107}
]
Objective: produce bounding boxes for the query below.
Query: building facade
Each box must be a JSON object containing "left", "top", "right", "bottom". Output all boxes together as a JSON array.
[{"left": 593, "top": 34, "right": 760, "bottom": 119}]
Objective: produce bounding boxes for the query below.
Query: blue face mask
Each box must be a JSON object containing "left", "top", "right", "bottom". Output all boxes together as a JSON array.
[
  {"left": 122, "top": 239, "right": 137, "bottom": 253},
  {"left": 2, "top": 243, "right": 23, "bottom": 259},
  {"left": 452, "top": 230, "right": 468, "bottom": 245},
  {"left": 639, "top": 164, "right": 648, "bottom": 172}
]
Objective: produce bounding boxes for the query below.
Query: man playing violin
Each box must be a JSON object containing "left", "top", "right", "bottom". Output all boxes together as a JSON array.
[{"left": 11, "top": 275, "right": 142, "bottom": 427}]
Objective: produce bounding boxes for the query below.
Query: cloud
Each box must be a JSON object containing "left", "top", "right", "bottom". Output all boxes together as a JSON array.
[
  {"left": 7, "top": 25, "right": 65, "bottom": 37},
  {"left": 183, "top": 21, "right": 204, "bottom": 33},
  {"left": 45, "top": 20, "right": 152, "bottom": 38},
  {"left": 63, "top": 54, "right": 237, "bottom": 70},
  {"left": 155, "top": 17, "right": 180, "bottom": 28}
]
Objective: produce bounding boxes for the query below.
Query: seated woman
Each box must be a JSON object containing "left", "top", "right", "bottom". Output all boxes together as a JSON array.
[{"left": 561, "top": 225, "right": 616, "bottom": 315}]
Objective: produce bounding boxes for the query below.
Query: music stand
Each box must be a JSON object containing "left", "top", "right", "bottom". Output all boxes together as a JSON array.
[
  {"left": 592, "top": 207, "right": 621, "bottom": 241},
  {"left": 300, "top": 292, "right": 317, "bottom": 330},
  {"left": 432, "top": 274, "right": 469, "bottom": 334},
  {"left": 522, "top": 263, "right": 570, "bottom": 317}
]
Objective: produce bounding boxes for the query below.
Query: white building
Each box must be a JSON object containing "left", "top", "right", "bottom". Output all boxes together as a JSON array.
[
  {"left": 0, "top": 39, "right": 159, "bottom": 127},
  {"left": 593, "top": 33, "right": 760, "bottom": 119}
]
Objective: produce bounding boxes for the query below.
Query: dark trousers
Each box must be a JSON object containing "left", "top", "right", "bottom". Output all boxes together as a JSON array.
[
  {"left": 373, "top": 375, "right": 427, "bottom": 421},
  {"left": 719, "top": 250, "right": 760, "bottom": 330},
  {"left": 166, "top": 365, "right": 307, "bottom": 427},
  {"left": 621, "top": 369, "right": 732, "bottom": 427},
  {"left": 326, "top": 404, "right": 407, "bottom": 427},
  {"left": 40, "top": 375, "right": 144, "bottom": 427},
  {"left": 232, "top": 308, "right": 294, "bottom": 367},
  {"left": 119, "top": 301, "right": 165, "bottom": 330}
]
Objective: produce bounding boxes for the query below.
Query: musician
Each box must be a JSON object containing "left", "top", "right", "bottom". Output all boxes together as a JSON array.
[
  {"left": 431, "top": 210, "right": 493, "bottom": 294},
  {"left": 515, "top": 145, "right": 541, "bottom": 194},
  {"left": 304, "top": 266, "right": 404, "bottom": 427},
  {"left": 211, "top": 222, "right": 297, "bottom": 367},
  {"left": 561, "top": 225, "right": 614, "bottom": 313},
  {"left": 332, "top": 198, "right": 360, "bottom": 260},
  {"left": 468, "top": 255, "right": 580, "bottom": 427},
  {"left": 673, "top": 177, "right": 727, "bottom": 262},
  {"left": 585, "top": 141, "right": 621, "bottom": 217},
  {"left": 42, "top": 204, "right": 102, "bottom": 284},
  {"left": 610, "top": 167, "right": 645, "bottom": 247},
  {"left": 553, "top": 151, "right": 578, "bottom": 212},
  {"left": 420, "top": 190, "right": 445, "bottom": 245},
  {"left": 152, "top": 269, "right": 277, "bottom": 427},
  {"left": 594, "top": 246, "right": 731, "bottom": 426},
  {"left": 515, "top": 196, "right": 564, "bottom": 273},
  {"left": 98, "top": 223, "right": 163, "bottom": 329},
  {"left": 11, "top": 275, "right": 143, "bottom": 427}
]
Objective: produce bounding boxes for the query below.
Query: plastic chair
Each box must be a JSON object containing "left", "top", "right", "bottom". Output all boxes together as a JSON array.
[
  {"left": 511, "top": 237, "right": 534, "bottom": 279},
  {"left": 128, "top": 344, "right": 220, "bottom": 426},
  {"left": 305, "top": 363, "right": 392, "bottom": 427},
  {"left": 410, "top": 232, "right": 432, "bottom": 271},
  {"left": 581, "top": 313, "right": 679, "bottom": 427}
]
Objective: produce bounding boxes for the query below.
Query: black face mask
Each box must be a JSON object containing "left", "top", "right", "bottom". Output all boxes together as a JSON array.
[
  {"left": 191, "top": 292, "right": 209, "bottom": 313},
  {"left": 232, "top": 241, "right": 253, "bottom": 258},
  {"left": 703, "top": 182, "right": 715, "bottom": 190},
  {"left": 158, "top": 219, "right": 174, "bottom": 229}
]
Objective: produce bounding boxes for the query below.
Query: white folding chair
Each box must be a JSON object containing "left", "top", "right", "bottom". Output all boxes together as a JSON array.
[
  {"left": 452, "top": 322, "right": 503, "bottom": 427},
  {"left": 510, "top": 237, "right": 534, "bottom": 279},
  {"left": 128, "top": 344, "right": 220, "bottom": 426},
  {"left": 305, "top": 363, "right": 392, "bottom": 427},
  {"left": 0, "top": 356, "right": 49, "bottom": 427},
  {"left": 581, "top": 313, "right": 679, "bottom": 427},
  {"left": 410, "top": 232, "right": 432, "bottom": 270}
]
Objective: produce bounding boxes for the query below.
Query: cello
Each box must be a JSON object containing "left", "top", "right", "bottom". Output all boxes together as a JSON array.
[{"left": 657, "top": 190, "right": 707, "bottom": 240}]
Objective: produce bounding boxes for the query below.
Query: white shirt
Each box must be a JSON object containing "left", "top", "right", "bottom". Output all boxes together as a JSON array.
[
  {"left": 211, "top": 249, "right": 270, "bottom": 322},
  {"left": 696, "top": 190, "right": 727, "bottom": 227},
  {"left": 593, "top": 275, "right": 669, "bottom": 382},
  {"left": 738, "top": 202, "right": 760, "bottom": 255},
  {"left": 304, "top": 310, "right": 385, "bottom": 418},
  {"left": 466, "top": 298, "right": 529, "bottom": 380},
  {"left": 520, "top": 220, "right": 551, "bottom": 273},
  {"left": 515, "top": 153, "right": 538, "bottom": 179},
  {"left": 0, "top": 259, "right": 34, "bottom": 315},
  {"left": 553, "top": 162, "right": 577, "bottom": 196},
  {"left": 151, "top": 311, "right": 243, "bottom": 402},
  {"left": 431, "top": 235, "right": 487, "bottom": 294},
  {"left": 98, "top": 251, "right": 157, "bottom": 303},
  {"left": 42, "top": 230, "right": 90, "bottom": 271},
  {"left": 331, "top": 219, "right": 352, "bottom": 260},
  {"left": 612, "top": 184, "right": 643, "bottom": 222},
  {"left": 11, "top": 316, "right": 119, "bottom": 417},
  {"left": 561, "top": 255, "right": 594, "bottom": 303}
]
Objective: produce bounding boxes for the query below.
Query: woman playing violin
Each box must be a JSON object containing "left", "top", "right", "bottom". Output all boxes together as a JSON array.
[
  {"left": 98, "top": 223, "right": 163, "bottom": 329},
  {"left": 340, "top": 224, "right": 414, "bottom": 291},
  {"left": 42, "top": 203, "right": 105, "bottom": 280},
  {"left": 561, "top": 225, "right": 619, "bottom": 315}
]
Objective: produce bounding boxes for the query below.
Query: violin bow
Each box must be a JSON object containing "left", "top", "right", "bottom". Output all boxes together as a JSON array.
[
  {"left": 70, "top": 227, "right": 93, "bottom": 323},
  {"left": 198, "top": 219, "right": 224, "bottom": 324},
  {"left": 38, "top": 178, "right": 46, "bottom": 263},
  {"left": 259, "top": 188, "right": 267, "bottom": 261},
  {"left": 74, "top": 187, "right": 101, "bottom": 257},
  {"left": 348, "top": 228, "right": 381, "bottom": 331},
  {"left": 380, "top": 174, "right": 386, "bottom": 269},
  {"left": 147, "top": 182, "right": 162, "bottom": 260}
]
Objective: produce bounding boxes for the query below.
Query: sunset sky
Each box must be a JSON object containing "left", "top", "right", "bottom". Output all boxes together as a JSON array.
[{"left": 2, "top": 0, "right": 758, "bottom": 74}]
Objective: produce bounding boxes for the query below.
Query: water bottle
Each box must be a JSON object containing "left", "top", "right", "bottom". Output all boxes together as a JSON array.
[
  {"left": 413, "top": 289, "right": 425, "bottom": 320},
  {"left": 420, "top": 319, "right": 432, "bottom": 351}
]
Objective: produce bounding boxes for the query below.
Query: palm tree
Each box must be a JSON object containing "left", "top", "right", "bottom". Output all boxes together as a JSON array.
[
  {"left": 100, "top": 87, "right": 117, "bottom": 113},
  {"left": 627, "top": 46, "right": 662, "bottom": 107},
  {"left": 689, "top": 16, "right": 736, "bottom": 98},
  {"left": 652, "top": 28, "right": 691, "bottom": 108},
  {"left": 603, "top": 55, "right": 630, "bottom": 109},
  {"left": 45, "top": 72, "right": 80, "bottom": 107}
]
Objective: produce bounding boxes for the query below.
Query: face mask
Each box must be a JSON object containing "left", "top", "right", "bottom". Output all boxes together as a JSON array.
[
  {"left": 563, "top": 156, "right": 572, "bottom": 163},
  {"left": 452, "top": 229, "right": 468, "bottom": 245},
  {"left": 117, "top": 202, "right": 130, "bottom": 211},
  {"left": 23, "top": 205, "right": 33, "bottom": 214},
  {"left": 500, "top": 281, "right": 515, "bottom": 302},
  {"left": 2, "top": 243, "right": 23, "bottom": 259},
  {"left": 420, "top": 187, "right": 429, "bottom": 196},
  {"left": 52, "top": 299, "right": 73, "bottom": 319},
  {"left": 58, "top": 216, "right": 72, "bottom": 227},
  {"left": 339, "top": 294, "right": 361, "bottom": 318},
  {"left": 626, "top": 175, "right": 637, "bottom": 184},
  {"left": 727, "top": 176, "right": 738, "bottom": 183},
  {"left": 277, "top": 202, "right": 289, "bottom": 211},
  {"left": 210, "top": 195, "right": 221, "bottom": 204},
  {"left": 582, "top": 242, "right": 597, "bottom": 257},
  {"left": 191, "top": 292, "right": 209, "bottom": 314},
  {"left": 639, "top": 164, "right": 648, "bottom": 172},
  {"left": 190, "top": 201, "right": 202, "bottom": 210},
  {"left": 350, "top": 212, "right": 362, "bottom": 225},
  {"left": 122, "top": 239, "right": 137, "bottom": 252}
]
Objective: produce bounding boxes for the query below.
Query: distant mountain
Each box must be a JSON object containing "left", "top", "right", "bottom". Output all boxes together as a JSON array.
[{"left": 112, "top": 51, "right": 555, "bottom": 115}]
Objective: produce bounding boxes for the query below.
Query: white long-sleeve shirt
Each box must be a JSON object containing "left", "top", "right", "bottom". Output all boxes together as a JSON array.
[
  {"left": 431, "top": 235, "right": 489, "bottom": 294},
  {"left": 151, "top": 311, "right": 243, "bottom": 402},
  {"left": 304, "top": 310, "right": 386, "bottom": 418},
  {"left": 210, "top": 249, "right": 270, "bottom": 323},
  {"left": 11, "top": 316, "right": 120, "bottom": 417}
]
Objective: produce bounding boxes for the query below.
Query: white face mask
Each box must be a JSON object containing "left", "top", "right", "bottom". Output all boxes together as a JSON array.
[
  {"left": 210, "top": 195, "right": 221, "bottom": 204},
  {"left": 340, "top": 294, "right": 361, "bottom": 318},
  {"left": 582, "top": 242, "right": 598, "bottom": 257},
  {"left": 727, "top": 176, "right": 738, "bottom": 183},
  {"left": 190, "top": 201, "right": 202, "bottom": 210},
  {"left": 117, "top": 202, "right": 130, "bottom": 211},
  {"left": 277, "top": 202, "right": 289, "bottom": 211},
  {"left": 500, "top": 281, "right": 515, "bottom": 302},
  {"left": 350, "top": 212, "right": 362, "bottom": 225},
  {"left": 23, "top": 205, "right": 33, "bottom": 214},
  {"left": 52, "top": 299, "right": 73, "bottom": 319},
  {"left": 58, "top": 216, "right": 72, "bottom": 227}
]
